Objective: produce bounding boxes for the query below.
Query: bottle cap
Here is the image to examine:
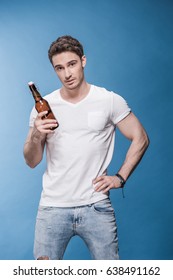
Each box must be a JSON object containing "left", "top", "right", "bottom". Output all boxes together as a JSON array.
[{"left": 28, "top": 81, "right": 34, "bottom": 86}]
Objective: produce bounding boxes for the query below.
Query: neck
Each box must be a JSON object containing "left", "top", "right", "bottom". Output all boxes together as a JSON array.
[{"left": 60, "top": 80, "right": 90, "bottom": 103}]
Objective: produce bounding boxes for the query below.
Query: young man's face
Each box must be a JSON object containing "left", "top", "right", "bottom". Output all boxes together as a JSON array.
[{"left": 52, "top": 51, "right": 86, "bottom": 91}]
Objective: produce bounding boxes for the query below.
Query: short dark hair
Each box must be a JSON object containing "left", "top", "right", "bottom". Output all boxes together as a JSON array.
[{"left": 48, "top": 35, "right": 84, "bottom": 64}]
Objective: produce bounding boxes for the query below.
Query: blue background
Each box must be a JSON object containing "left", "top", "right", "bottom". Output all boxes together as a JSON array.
[{"left": 0, "top": 0, "right": 172, "bottom": 260}]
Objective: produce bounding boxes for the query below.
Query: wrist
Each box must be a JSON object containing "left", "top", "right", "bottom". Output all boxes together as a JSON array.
[
  {"left": 31, "top": 128, "right": 46, "bottom": 143},
  {"left": 115, "top": 173, "right": 126, "bottom": 188}
]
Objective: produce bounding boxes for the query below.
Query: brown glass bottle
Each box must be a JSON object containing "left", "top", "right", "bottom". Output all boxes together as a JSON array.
[{"left": 28, "top": 81, "right": 58, "bottom": 130}]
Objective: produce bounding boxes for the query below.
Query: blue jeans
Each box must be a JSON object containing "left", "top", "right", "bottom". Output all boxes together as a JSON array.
[{"left": 34, "top": 198, "right": 119, "bottom": 260}]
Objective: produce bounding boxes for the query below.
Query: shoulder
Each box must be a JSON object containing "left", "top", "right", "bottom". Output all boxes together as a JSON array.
[
  {"left": 91, "top": 85, "right": 114, "bottom": 100},
  {"left": 92, "top": 84, "right": 112, "bottom": 95},
  {"left": 92, "top": 84, "right": 127, "bottom": 102},
  {"left": 43, "top": 88, "right": 60, "bottom": 101}
]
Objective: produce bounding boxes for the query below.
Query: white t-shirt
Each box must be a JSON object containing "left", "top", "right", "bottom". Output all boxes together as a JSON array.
[{"left": 29, "top": 85, "right": 131, "bottom": 207}]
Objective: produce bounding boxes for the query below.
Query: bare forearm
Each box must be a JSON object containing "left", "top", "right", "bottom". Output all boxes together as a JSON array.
[
  {"left": 94, "top": 113, "right": 150, "bottom": 193},
  {"left": 23, "top": 128, "right": 46, "bottom": 168},
  {"left": 117, "top": 133, "right": 149, "bottom": 180}
]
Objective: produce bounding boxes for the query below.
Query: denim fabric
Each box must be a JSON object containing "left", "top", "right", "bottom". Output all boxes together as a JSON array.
[{"left": 34, "top": 198, "right": 119, "bottom": 260}]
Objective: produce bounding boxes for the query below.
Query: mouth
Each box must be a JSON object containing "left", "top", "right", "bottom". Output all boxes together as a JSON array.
[{"left": 65, "top": 79, "right": 75, "bottom": 85}]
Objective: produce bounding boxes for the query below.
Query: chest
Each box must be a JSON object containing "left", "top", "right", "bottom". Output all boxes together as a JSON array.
[{"left": 53, "top": 100, "right": 111, "bottom": 133}]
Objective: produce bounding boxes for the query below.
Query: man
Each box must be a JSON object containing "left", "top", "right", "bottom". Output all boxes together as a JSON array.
[{"left": 23, "top": 35, "right": 149, "bottom": 260}]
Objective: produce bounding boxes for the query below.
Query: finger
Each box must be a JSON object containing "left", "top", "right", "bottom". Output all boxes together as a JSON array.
[
  {"left": 40, "top": 119, "right": 58, "bottom": 126},
  {"left": 37, "top": 127, "right": 54, "bottom": 134},
  {"left": 95, "top": 182, "right": 109, "bottom": 192},
  {"left": 43, "top": 122, "right": 58, "bottom": 129},
  {"left": 98, "top": 181, "right": 116, "bottom": 193},
  {"left": 102, "top": 180, "right": 120, "bottom": 192},
  {"left": 94, "top": 176, "right": 116, "bottom": 192},
  {"left": 102, "top": 186, "right": 111, "bottom": 193},
  {"left": 35, "top": 119, "right": 58, "bottom": 129},
  {"left": 37, "top": 111, "right": 49, "bottom": 119},
  {"left": 92, "top": 176, "right": 105, "bottom": 184},
  {"left": 36, "top": 122, "right": 57, "bottom": 134}
]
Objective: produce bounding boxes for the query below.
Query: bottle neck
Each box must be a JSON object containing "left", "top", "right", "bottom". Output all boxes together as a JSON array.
[{"left": 29, "top": 83, "right": 42, "bottom": 102}]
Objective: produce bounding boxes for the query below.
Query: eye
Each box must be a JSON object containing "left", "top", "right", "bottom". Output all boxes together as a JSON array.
[
  {"left": 56, "top": 66, "right": 62, "bottom": 71},
  {"left": 55, "top": 65, "right": 63, "bottom": 72},
  {"left": 69, "top": 61, "right": 77, "bottom": 67}
]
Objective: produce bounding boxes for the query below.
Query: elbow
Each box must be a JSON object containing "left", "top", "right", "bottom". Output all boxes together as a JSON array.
[
  {"left": 142, "top": 133, "right": 150, "bottom": 153},
  {"left": 24, "top": 157, "right": 38, "bottom": 169},
  {"left": 23, "top": 151, "right": 41, "bottom": 169},
  {"left": 26, "top": 160, "right": 38, "bottom": 169},
  {"left": 145, "top": 133, "right": 150, "bottom": 149}
]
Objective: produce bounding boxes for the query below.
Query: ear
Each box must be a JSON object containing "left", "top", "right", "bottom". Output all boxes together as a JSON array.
[{"left": 81, "top": 55, "right": 87, "bottom": 68}]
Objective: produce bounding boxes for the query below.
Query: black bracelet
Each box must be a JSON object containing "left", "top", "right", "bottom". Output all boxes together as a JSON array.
[{"left": 115, "top": 173, "right": 126, "bottom": 188}]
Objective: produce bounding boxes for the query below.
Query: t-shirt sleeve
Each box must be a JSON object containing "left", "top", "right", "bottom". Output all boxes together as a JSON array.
[
  {"left": 110, "top": 92, "right": 131, "bottom": 125},
  {"left": 29, "top": 106, "right": 38, "bottom": 127}
]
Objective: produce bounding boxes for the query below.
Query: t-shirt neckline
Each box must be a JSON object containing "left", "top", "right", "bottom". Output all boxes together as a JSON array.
[{"left": 58, "top": 84, "right": 93, "bottom": 107}]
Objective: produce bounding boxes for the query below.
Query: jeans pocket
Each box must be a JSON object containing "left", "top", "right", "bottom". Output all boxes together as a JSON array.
[
  {"left": 93, "top": 199, "right": 114, "bottom": 215},
  {"left": 36, "top": 206, "right": 54, "bottom": 221}
]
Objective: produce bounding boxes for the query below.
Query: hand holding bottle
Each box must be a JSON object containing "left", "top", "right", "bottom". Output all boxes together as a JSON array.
[
  {"left": 28, "top": 81, "right": 59, "bottom": 131},
  {"left": 34, "top": 111, "right": 58, "bottom": 134}
]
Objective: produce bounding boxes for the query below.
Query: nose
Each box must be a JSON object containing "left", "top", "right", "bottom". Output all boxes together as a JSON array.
[{"left": 64, "top": 68, "right": 72, "bottom": 80}]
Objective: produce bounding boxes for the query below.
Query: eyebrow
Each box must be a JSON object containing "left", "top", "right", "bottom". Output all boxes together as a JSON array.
[{"left": 54, "top": 59, "right": 77, "bottom": 69}]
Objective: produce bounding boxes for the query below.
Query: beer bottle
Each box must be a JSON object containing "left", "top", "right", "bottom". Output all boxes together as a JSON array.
[{"left": 28, "top": 81, "right": 58, "bottom": 130}]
